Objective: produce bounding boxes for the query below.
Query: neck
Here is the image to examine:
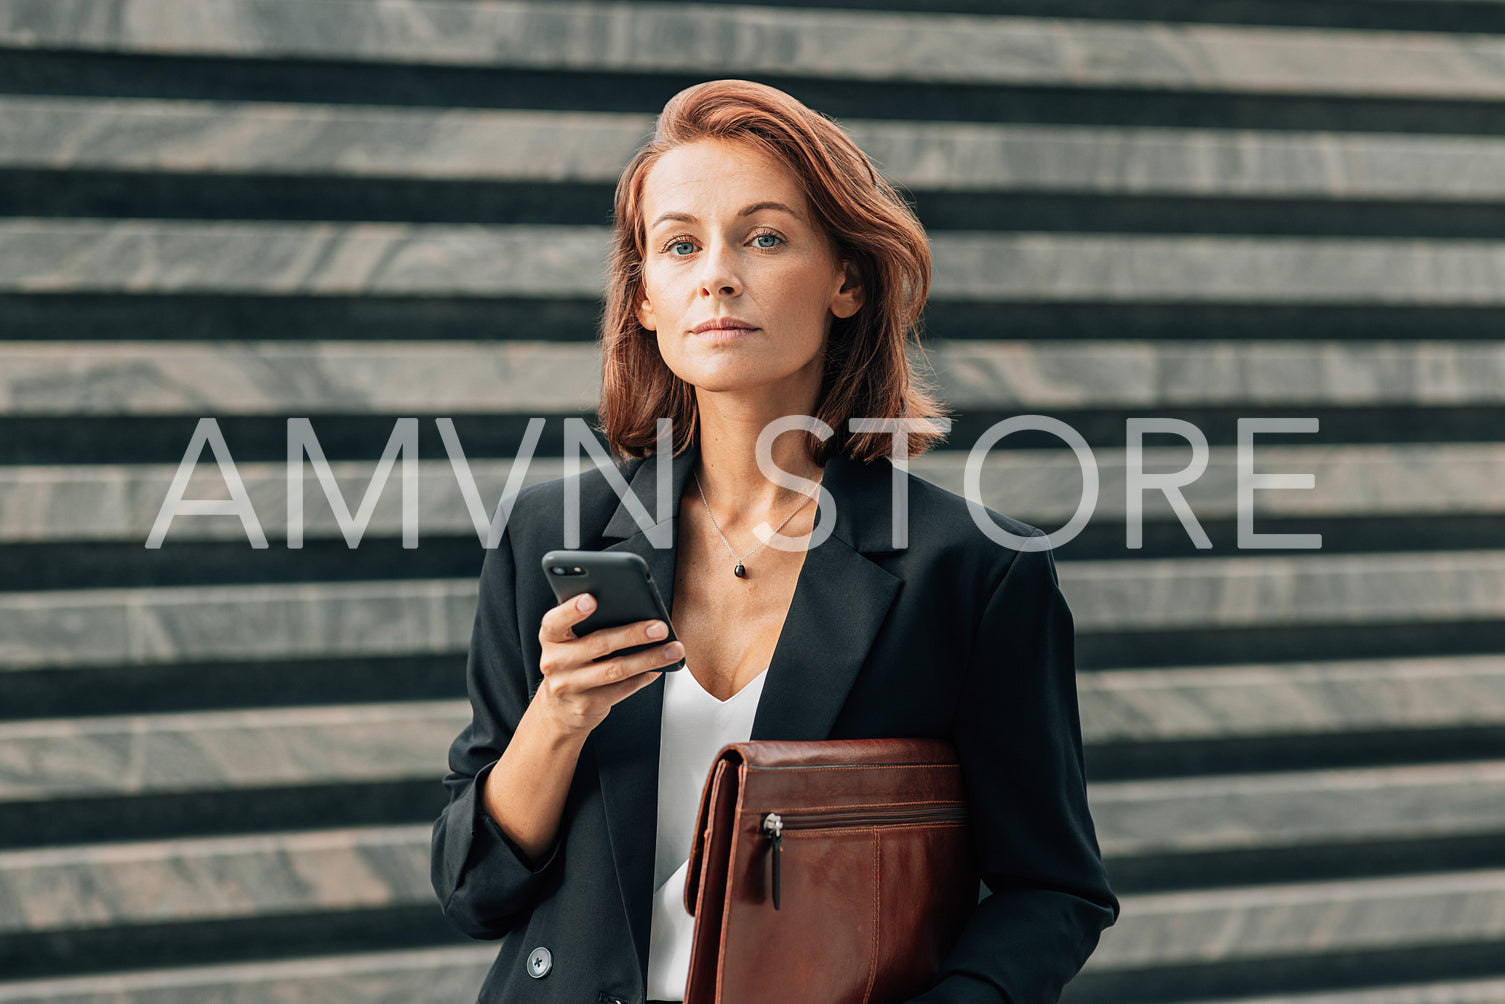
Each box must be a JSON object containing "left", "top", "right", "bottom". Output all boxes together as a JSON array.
[{"left": 690, "top": 388, "right": 826, "bottom": 519}]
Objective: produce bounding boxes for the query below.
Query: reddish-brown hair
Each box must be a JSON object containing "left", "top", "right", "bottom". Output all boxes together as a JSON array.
[{"left": 598, "top": 78, "right": 949, "bottom": 464}]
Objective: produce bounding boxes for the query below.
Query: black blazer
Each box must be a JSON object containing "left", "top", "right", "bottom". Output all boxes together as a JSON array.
[{"left": 431, "top": 440, "right": 1119, "bottom": 1003}]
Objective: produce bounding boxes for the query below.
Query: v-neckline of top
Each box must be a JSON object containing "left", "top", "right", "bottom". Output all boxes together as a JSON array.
[{"left": 682, "top": 665, "right": 769, "bottom": 706}]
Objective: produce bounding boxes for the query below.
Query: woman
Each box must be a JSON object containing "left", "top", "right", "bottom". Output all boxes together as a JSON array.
[{"left": 431, "top": 79, "right": 1118, "bottom": 1003}]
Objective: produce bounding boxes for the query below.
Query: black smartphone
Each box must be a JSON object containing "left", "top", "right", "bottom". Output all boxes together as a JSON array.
[{"left": 541, "top": 550, "right": 683, "bottom": 669}]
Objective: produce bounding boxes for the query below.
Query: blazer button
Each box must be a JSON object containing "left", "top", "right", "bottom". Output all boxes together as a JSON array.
[{"left": 526, "top": 946, "right": 552, "bottom": 978}]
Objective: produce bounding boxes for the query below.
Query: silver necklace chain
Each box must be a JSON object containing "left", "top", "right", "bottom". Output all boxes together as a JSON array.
[{"left": 692, "top": 470, "right": 821, "bottom": 578}]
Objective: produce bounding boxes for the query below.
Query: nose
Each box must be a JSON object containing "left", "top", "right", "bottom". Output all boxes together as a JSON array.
[{"left": 697, "top": 240, "right": 742, "bottom": 299}]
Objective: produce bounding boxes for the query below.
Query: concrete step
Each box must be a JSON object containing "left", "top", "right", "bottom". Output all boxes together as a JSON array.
[
  {"left": 0, "top": 220, "right": 605, "bottom": 298},
  {"left": 1173, "top": 979, "right": 1505, "bottom": 1004},
  {"left": 0, "top": 700, "right": 462, "bottom": 846},
  {"left": 1080, "top": 655, "right": 1505, "bottom": 746},
  {"left": 0, "top": 946, "right": 496, "bottom": 1004},
  {"left": 0, "top": 578, "right": 478, "bottom": 672},
  {"left": 1060, "top": 550, "right": 1505, "bottom": 633},
  {"left": 0, "top": 340, "right": 599, "bottom": 414},
  {"left": 0, "top": 825, "right": 432, "bottom": 934},
  {"left": 607, "top": 0, "right": 1505, "bottom": 37},
  {"left": 0, "top": 97, "right": 654, "bottom": 184},
  {"left": 1069, "top": 869, "right": 1505, "bottom": 1002},
  {"left": 2, "top": 552, "right": 1501, "bottom": 670},
  {"left": 6, "top": 0, "right": 1505, "bottom": 102},
  {"left": 2, "top": 339, "right": 1501, "bottom": 416},
  {"left": 0, "top": 702, "right": 466, "bottom": 803},
  {"left": 3, "top": 445, "right": 1500, "bottom": 544},
  {"left": 1092, "top": 760, "right": 1505, "bottom": 862},
  {"left": 0, "top": 824, "right": 457, "bottom": 979},
  {"left": 0, "top": 459, "right": 583, "bottom": 543},
  {"left": 9, "top": 220, "right": 1505, "bottom": 304},
  {"left": 919, "top": 443, "right": 1505, "bottom": 524},
  {"left": 11, "top": 95, "right": 1505, "bottom": 203}
]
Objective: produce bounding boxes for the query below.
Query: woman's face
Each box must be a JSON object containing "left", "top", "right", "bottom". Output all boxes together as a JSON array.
[{"left": 634, "top": 138, "right": 862, "bottom": 405}]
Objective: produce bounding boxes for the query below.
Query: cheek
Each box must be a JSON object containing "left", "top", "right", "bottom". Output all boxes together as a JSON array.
[
  {"left": 640, "top": 266, "right": 685, "bottom": 311},
  {"left": 784, "top": 269, "right": 841, "bottom": 323}
]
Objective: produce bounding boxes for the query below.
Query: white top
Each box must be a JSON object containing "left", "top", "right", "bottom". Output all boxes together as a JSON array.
[{"left": 645, "top": 663, "right": 769, "bottom": 1001}]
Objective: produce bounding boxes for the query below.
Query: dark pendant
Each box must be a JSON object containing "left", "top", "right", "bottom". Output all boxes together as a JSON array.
[{"left": 734, "top": 562, "right": 746, "bottom": 578}]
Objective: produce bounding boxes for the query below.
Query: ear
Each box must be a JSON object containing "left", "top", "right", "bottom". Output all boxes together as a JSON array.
[
  {"left": 635, "top": 287, "right": 658, "bottom": 332},
  {"left": 831, "top": 260, "right": 864, "bottom": 320}
]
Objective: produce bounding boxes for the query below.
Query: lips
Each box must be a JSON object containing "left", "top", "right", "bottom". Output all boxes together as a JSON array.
[{"left": 691, "top": 317, "right": 758, "bottom": 335}]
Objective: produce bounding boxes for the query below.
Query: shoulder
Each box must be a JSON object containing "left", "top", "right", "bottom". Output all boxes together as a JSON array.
[
  {"left": 875, "top": 463, "right": 1055, "bottom": 596},
  {"left": 884, "top": 471, "right": 1073, "bottom": 670},
  {"left": 901, "top": 467, "right": 1043, "bottom": 541},
  {"left": 495, "top": 454, "right": 649, "bottom": 551},
  {"left": 902, "top": 462, "right": 1045, "bottom": 546}
]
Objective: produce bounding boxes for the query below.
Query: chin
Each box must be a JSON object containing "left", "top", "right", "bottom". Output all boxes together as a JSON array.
[
  {"left": 683, "top": 375, "right": 756, "bottom": 395},
  {"left": 666, "top": 355, "right": 821, "bottom": 399}
]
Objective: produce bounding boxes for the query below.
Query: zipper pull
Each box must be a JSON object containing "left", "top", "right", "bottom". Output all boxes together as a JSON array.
[{"left": 762, "top": 813, "right": 783, "bottom": 910}]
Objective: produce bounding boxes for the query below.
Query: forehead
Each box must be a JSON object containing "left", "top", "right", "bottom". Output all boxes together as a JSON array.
[{"left": 639, "top": 138, "right": 809, "bottom": 224}]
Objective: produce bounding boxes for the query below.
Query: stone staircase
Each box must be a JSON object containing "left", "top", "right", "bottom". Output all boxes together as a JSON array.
[{"left": 1, "top": 0, "right": 1504, "bottom": 1000}]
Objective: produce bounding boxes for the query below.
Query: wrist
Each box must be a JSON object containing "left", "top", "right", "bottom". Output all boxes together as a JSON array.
[{"left": 527, "top": 680, "right": 602, "bottom": 744}]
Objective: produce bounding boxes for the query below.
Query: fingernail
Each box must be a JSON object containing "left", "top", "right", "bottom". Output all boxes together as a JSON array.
[
  {"left": 663, "top": 643, "right": 683, "bottom": 660},
  {"left": 576, "top": 594, "right": 595, "bottom": 612},
  {"left": 646, "top": 621, "right": 668, "bottom": 639}
]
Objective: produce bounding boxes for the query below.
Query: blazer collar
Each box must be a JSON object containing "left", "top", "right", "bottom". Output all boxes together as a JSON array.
[{"left": 590, "top": 438, "right": 905, "bottom": 983}]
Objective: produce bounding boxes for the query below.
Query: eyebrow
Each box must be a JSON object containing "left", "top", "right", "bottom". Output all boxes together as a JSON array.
[
  {"left": 737, "top": 200, "right": 800, "bottom": 219},
  {"left": 649, "top": 201, "right": 805, "bottom": 230}
]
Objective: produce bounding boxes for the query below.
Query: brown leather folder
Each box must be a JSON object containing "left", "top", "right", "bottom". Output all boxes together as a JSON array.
[{"left": 683, "top": 739, "right": 979, "bottom": 1004}]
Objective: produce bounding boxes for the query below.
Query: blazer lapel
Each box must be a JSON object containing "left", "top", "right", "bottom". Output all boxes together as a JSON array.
[
  {"left": 588, "top": 440, "right": 906, "bottom": 983},
  {"left": 750, "top": 450, "right": 903, "bottom": 741},
  {"left": 590, "top": 445, "right": 697, "bottom": 982}
]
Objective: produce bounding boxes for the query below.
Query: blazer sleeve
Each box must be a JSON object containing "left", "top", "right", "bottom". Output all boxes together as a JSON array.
[
  {"left": 430, "top": 524, "right": 564, "bottom": 940},
  {"left": 908, "top": 533, "right": 1120, "bottom": 1003}
]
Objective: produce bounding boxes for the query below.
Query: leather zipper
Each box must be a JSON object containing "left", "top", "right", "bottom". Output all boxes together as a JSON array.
[{"left": 759, "top": 805, "right": 967, "bottom": 910}]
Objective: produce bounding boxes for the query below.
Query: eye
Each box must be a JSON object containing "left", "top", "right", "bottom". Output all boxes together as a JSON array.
[
  {"left": 669, "top": 239, "right": 697, "bottom": 256},
  {"left": 751, "top": 233, "right": 784, "bottom": 249}
]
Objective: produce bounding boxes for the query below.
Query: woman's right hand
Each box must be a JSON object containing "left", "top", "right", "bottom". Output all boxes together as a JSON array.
[{"left": 534, "top": 593, "right": 683, "bottom": 736}]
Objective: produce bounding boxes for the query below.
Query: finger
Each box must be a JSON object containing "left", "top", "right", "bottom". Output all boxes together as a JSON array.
[
  {"left": 539, "top": 593, "right": 598, "bottom": 644},
  {"left": 592, "top": 664, "right": 668, "bottom": 708},
  {"left": 586, "top": 641, "right": 684, "bottom": 690},
  {"left": 577, "top": 618, "right": 674, "bottom": 663}
]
